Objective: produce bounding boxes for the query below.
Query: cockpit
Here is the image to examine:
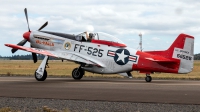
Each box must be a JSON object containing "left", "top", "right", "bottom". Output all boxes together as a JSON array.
[
  {"left": 75, "top": 32, "right": 97, "bottom": 42},
  {"left": 75, "top": 32, "right": 126, "bottom": 47}
]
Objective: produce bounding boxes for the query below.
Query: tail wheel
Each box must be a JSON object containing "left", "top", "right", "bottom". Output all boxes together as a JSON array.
[
  {"left": 145, "top": 75, "right": 152, "bottom": 82},
  {"left": 35, "top": 69, "right": 47, "bottom": 81},
  {"left": 72, "top": 68, "right": 85, "bottom": 80}
]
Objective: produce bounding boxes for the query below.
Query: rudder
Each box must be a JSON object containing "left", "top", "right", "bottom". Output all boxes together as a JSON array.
[{"left": 170, "top": 33, "right": 194, "bottom": 73}]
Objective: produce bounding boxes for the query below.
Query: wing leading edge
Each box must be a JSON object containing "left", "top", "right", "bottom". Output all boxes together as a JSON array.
[{"left": 5, "top": 44, "right": 106, "bottom": 67}]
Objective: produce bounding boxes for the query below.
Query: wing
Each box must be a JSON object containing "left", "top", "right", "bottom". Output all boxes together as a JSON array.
[{"left": 5, "top": 44, "right": 106, "bottom": 67}]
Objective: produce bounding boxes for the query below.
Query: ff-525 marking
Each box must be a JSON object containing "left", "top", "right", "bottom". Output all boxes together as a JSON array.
[
  {"left": 5, "top": 8, "right": 195, "bottom": 82},
  {"left": 74, "top": 44, "right": 104, "bottom": 57}
]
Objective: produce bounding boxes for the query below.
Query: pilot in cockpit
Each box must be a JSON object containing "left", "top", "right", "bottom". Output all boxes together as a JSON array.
[
  {"left": 88, "top": 33, "right": 94, "bottom": 42},
  {"left": 84, "top": 31, "right": 94, "bottom": 42},
  {"left": 75, "top": 31, "right": 95, "bottom": 42}
]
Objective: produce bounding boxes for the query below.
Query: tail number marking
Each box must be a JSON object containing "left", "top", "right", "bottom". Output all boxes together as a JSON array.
[
  {"left": 173, "top": 48, "right": 193, "bottom": 61},
  {"left": 177, "top": 54, "right": 192, "bottom": 60}
]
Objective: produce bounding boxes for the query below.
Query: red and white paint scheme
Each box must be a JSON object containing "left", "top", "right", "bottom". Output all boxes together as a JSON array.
[{"left": 5, "top": 8, "right": 194, "bottom": 82}]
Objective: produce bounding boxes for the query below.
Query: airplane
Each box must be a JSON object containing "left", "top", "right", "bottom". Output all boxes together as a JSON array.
[{"left": 5, "top": 8, "right": 194, "bottom": 82}]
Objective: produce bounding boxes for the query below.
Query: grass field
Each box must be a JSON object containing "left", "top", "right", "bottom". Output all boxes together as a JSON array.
[{"left": 0, "top": 60, "right": 200, "bottom": 80}]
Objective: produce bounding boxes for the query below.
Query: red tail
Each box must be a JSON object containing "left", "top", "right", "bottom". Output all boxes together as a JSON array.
[
  {"left": 144, "top": 33, "right": 194, "bottom": 73},
  {"left": 144, "top": 33, "right": 194, "bottom": 59}
]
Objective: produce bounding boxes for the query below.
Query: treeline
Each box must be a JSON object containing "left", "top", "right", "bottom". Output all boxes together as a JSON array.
[
  {"left": 0, "top": 54, "right": 58, "bottom": 60},
  {"left": 194, "top": 53, "right": 200, "bottom": 60},
  {"left": 0, "top": 53, "right": 200, "bottom": 60}
]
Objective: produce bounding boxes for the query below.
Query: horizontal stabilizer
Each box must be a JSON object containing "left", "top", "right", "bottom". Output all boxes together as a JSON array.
[{"left": 145, "top": 57, "right": 176, "bottom": 63}]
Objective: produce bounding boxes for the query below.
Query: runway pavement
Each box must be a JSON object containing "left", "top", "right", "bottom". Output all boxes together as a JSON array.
[{"left": 0, "top": 77, "right": 200, "bottom": 105}]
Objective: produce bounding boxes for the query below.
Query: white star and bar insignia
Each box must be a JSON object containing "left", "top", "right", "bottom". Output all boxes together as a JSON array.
[{"left": 107, "top": 49, "right": 138, "bottom": 65}]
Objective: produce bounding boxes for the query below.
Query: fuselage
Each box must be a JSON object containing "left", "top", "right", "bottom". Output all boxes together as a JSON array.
[
  {"left": 29, "top": 31, "right": 138, "bottom": 74},
  {"left": 27, "top": 31, "right": 194, "bottom": 75}
]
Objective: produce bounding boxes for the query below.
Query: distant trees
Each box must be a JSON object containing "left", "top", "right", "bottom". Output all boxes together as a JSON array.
[
  {"left": 194, "top": 53, "right": 200, "bottom": 60},
  {"left": 0, "top": 54, "right": 58, "bottom": 60},
  {"left": 0, "top": 53, "right": 200, "bottom": 60}
]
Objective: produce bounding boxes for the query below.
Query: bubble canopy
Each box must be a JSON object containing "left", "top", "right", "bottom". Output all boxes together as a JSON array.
[{"left": 95, "top": 32, "right": 125, "bottom": 44}]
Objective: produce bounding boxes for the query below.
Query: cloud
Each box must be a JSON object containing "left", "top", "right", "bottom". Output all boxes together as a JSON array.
[
  {"left": 0, "top": 0, "right": 200, "bottom": 56},
  {"left": 86, "top": 25, "right": 94, "bottom": 32},
  {"left": 151, "top": 37, "right": 160, "bottom": 41}
]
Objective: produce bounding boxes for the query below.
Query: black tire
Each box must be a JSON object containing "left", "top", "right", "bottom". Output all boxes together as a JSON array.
[
  {"left": 145, "top": 76, "right": 152, "bottom": 82},
  {"left": 35, "top": 69, "right": 47, "bottom": 81},
  {"left": 72, "top": 68, "right": 84, "bottom": 80}
]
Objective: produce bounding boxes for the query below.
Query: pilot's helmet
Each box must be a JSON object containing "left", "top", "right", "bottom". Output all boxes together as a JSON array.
[{"left": 89, "top": 33, "right": 94, "bottom": 39}]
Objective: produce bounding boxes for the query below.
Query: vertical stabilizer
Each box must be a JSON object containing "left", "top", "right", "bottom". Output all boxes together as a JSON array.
[
  {"left": 144, "top": 33, "right": 194, "bottom": 73},
  {"left": 170, "top": 34, "right": 194, "bottom": 73}
]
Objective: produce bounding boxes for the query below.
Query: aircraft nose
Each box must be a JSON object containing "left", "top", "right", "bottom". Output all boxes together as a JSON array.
[{"left": 23, "top": 31, "right": 31, "bottom": 41}]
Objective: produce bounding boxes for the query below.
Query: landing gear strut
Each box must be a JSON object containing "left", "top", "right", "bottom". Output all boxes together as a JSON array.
[
  {"left": 145, "top": 74, "right": 152, "bottom": 82},
  {"left": 72, "top": 66, "right": 85, "bottom": 80},
  {"left": 35, "top": 56, "right": 49, "bottom": 81}
]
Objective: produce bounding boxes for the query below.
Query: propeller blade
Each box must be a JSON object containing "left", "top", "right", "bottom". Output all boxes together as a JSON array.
[
  {"left": 11, "top": 39, "right": 27, "bottom": 53},
  {"left": 11, "top": 49, "right": 18, "bottom": 54},
  {"left": 24, "top": 8, "right": 30, "bottom": 32},
  {"left": 32, "top": 53, "right": 37, "bottom": 63},
  {"left": 38, "top": 21, "right": 48, "bottom": 31}
]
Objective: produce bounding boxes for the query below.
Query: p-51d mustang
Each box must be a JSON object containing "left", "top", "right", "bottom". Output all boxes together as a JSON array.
[{"left": 5, "top": 8, "right": 194, "bottom": 82}]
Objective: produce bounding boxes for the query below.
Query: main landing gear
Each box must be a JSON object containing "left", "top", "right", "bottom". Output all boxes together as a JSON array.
[
  {"left": 145, "top": 74, "right": 152, "bottom": 82},
  {"left": 72, "top": 66, "right": 85, "bottom": 80},
  {"left": 35, "top": 56, "right": 49, "bottom": 81}
]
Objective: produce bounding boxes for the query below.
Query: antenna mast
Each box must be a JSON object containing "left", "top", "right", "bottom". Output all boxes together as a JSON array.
[{"left": 139, "top": 33, "right": 143, "bottom": 51}]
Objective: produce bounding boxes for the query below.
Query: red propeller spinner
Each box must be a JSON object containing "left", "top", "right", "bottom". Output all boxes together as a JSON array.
[{"left": 23, "top": 31, "right": 30, "bottom": 41}]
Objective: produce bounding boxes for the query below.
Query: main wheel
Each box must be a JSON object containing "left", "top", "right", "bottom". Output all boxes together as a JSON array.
[
  {"left": 35, "top": 69, "right": 47, "bottom": 81},
  {"left": 72, "top": 68, "right": 85, "bottom": 80},
  {"left": 145, "top": 76, "right": 152, "bottom": 82}
]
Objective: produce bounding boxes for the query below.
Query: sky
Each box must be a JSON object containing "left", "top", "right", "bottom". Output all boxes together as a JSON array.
[{"left": 1, "top": 0, "right": 200, "bottom": 56}]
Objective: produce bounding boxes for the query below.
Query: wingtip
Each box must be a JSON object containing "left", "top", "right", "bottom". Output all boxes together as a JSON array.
[{"left": 4, "top": 44, "right": 9, "bottom": 47}]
